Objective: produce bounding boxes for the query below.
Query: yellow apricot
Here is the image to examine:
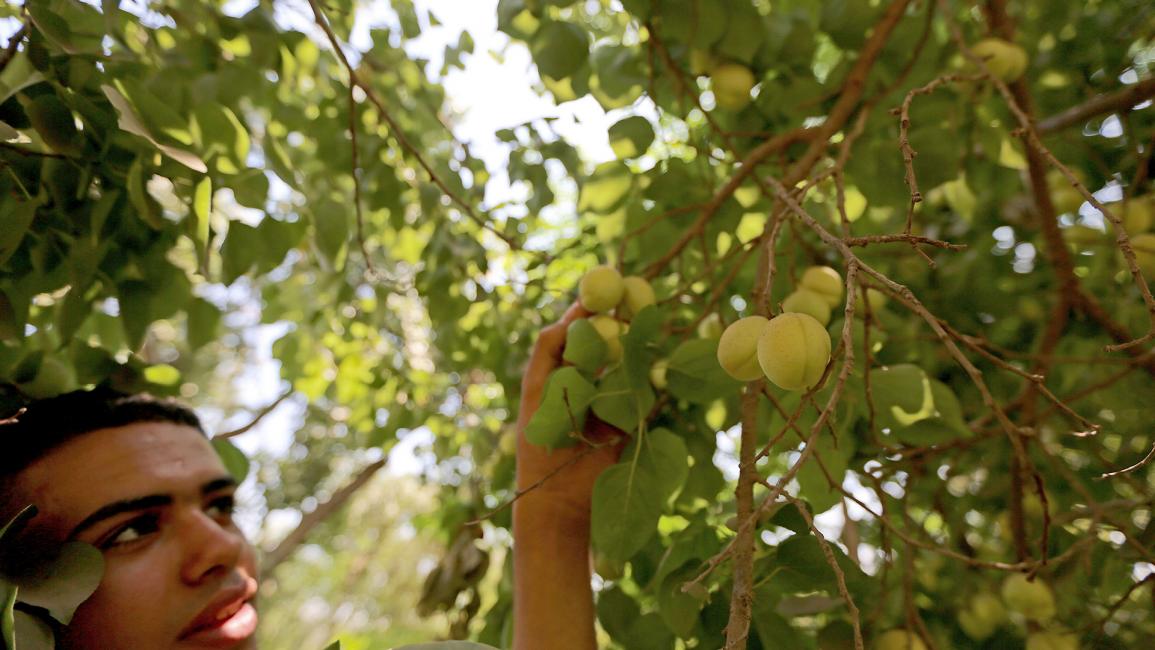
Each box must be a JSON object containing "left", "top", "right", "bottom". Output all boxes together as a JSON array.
[
  {"left": 781, "top": 289, "right": 831, "bottom": 326},
  {"left": 1026, "top": 631, "right": 1079, "bottom": 650},
  {"left": 618, "top": 275, "right": 656, "bottom": 321},
  {"left": 799, "top": 266, "right": 843, "bottom": 308},
  {"left": 757, "top": 313, "right": 831, "bottom": 391},
  {"left": 1133, "top": 233, "right": 1155, "bottom": 277},
  {"left": 649, "top": 359, "right": 669, "bottom": 389},
  {"left": 1122, "top": 198, "right": 1152, "bottom": 233},
  {"left": 971, "top": 37, "right": 1028, "bottom": 82},
  {"left": 579, "top": 266, "right": 625, "bottom": 313},
  {"left": 717, "top": 316, "right": 770, "bottom": 381},
  {"left": 711, "top": 63, "right": 755, "bottom": 111},
  {"left": 874, "top": 629, "right": 928, "bottom": 650},
  {"left": 589, "top": 315, "right": 624, "bottom": 363},
  {"left": 853, "top": 287, "right": 888, "bottom": 316},
  {"left": 1001, "top": 574, "right": 1056, "bottom": 622},
  {"left": 698, "top": 312, "right": 724, "bottom": 339}
]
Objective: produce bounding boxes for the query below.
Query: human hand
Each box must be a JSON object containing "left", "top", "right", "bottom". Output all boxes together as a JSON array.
[{"left": 515, "top": 301, "right": 626, "bottom": 522}]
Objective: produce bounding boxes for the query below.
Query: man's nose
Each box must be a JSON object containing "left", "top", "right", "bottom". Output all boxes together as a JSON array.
[{"left": 179, "top": 509, "right": 246, "bottom": 585}]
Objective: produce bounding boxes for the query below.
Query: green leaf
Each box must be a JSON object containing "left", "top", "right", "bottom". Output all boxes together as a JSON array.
[
  {"left": 563, "top": 318, "right": 607, "bottom": 373},
  {"left": 221, "top": 222, "right": 259, "bottom": 284},
  {"left": 666, "top": 338, "right": 740, "bottom": 405},
  {"left": 0, "top": 197, "right": 43, "bottom": 266},
  {"left": 143, "top": 363, "right": 181, "bottom": 387},
  {"left": 578, "top": 161, "right": 633, "bottom": 214},
  {"left": 608, "top": 116, "right": 655, "bottom": 160},
  {"left": 186, "top": 297, "right": 222, "bottom": 352},
  {"left": 211, "top": 437, "right": 251, "bottom": 483},
  {"left": 623, "top": 428, "right": 689, "bottom": 504},
  {"left": 590, "top": 366, "right": 655, "bottom": 433},
  {"left": 117, "top": 280, "right": 153, "bottom": 350},
  {"left": 56, "top": 286, "right": 91, "bottom": 343},
  {"left": 530, "top": 21, "right": 589, "bottom": 80},
  {"left": 591, "top": 461, "right": 664, "bottom": 564},
  {"left": 312, "top": 204, "right": 350, "bottom": 270},
  {"left": 870, "top": 364, "right": 934, "bottom": 428},
  {"left": 192, "top": 176, "right": 212, "bottom": 260},
  {"left": 524, "top": 367, "right": 597, "bottom": 449},
  {"left": 657, "top": 563, "right": 704, "bottom": 638},
  {"left": 25, "top": 94, "right": 82, "bottom": 156},
  {"left": 101, "top": 85, "right": 207, "bottom": 172},
  {"left": 12, "top": 609, "right": 54, "bottom": 650},
  {"left": 871, "top": 365, "right": 969, "bottom": 445},
  {"left": 0, "top": 52, "right": 45, "bottom": 105},
  {"left": 126, "top": 157, "right": 162, "bottom": 229},
  {"left": 8, "top": 542, "right": 103, "bottom": 625},
  {"left": 1, "top": 580, "right": 15, "bottom": 650}
]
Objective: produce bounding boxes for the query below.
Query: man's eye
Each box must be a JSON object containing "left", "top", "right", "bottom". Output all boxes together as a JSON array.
[
  {"left": 206, "top": 495, "right": 236, "bottom": 519},
  {"left": 103, "top": 515, "right": 160, "bottom": 549}
]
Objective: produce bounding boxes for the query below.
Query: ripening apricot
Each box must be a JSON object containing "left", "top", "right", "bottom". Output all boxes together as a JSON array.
[
  {"left": 618, "top": 276, "right": 656, "bottom": 321},
  {"left": 854, "top": 288, "right": 888, "bottom": 316},
  {"left": 1122, "top": 198, "right": 1152, "bottom": 233},
  {"left": 589, "top": 315, "right": 624, "bottom": 363},
  {"left": 757, "top": 313, "right": 831, "bottom": 391},
  {"left": 874, "top": 629, "right": 928, "bottom": 650},
  {"left": 579, "top": 266, "right": 625, "bottom": 313},
  {"left": 717, "top": 316, "right": 770, "bottom": 381},
  {"left": 1026, "top": 631, "right": 1079, "bottom": 650},
  {"left": 1001, "top": 574, "right": 1056, "bottom": 622},
  {"left": 1133, "top": 233, "right": 1155, "bottom": 277},
  {"left": 799, "top": 266, "right": 843, "bottom": 308},
  {"left": 971, "top": 37, "right": 1028, "bottom": 82},
  {"left": 781, "top": 289, "right": 831, "bottom": 326},
  {"left": 710, "top": 63, "right": 755, "bottom": 111}
]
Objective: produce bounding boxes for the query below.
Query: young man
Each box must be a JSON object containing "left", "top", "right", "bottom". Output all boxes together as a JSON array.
[
  {"left": 1, "top": 390, "right": 260, "bottom": 649},
  {"left": 0, "top": 303, "right": 616, "bottom": 649}
]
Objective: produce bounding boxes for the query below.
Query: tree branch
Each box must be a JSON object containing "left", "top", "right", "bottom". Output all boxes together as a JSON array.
[
  {"left": 262, "top": 458, "right": 387, "bottom": 573},
  {"left": 217, "top": 390, "right": 294, "bottom": 439},
  {"left": 1038, "top": 76, "right": 1155, "bottom": 135},
  {"left": 0, "top": 24, "right": 26, "bottom": 75}
]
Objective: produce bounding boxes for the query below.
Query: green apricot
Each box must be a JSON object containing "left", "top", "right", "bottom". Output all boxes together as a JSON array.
[
  {"left": 799, "top": 266, "right": 843, "bottom": 308},
  {"left": 717, "top": 316, "right": 769, "bottom": 382},
  {"left": 710, "top": 63, "right": 755, "bottom": 111},
  {"left": 757, "top": 313, "right": 831, "bottom": 391},
  {"left": 579, "top": 266, "right": 624, "bottom": 313},
  {"left": 782, "top": 289, "right": 831, "bottom": 326},
  {"left": 1001, "top": 574, "right": 1056, "bottom": 622}
]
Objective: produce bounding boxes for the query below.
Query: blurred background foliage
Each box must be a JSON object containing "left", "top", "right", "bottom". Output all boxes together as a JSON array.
[{"left": 1, "top": 0, "right": 1155, "bottom": 648}]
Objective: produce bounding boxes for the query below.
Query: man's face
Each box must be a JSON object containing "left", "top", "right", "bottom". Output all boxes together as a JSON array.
[{"left": 13, "top": 421, "right": 260, "bottom": 649}]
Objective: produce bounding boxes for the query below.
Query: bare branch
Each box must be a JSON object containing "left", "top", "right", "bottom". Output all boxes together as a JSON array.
[
  {"left": 262, "top": 458, "right": 387, "bottom": 573},
  {"left": 1037, "top": 76, "right": 1155, "bottom": 135},
  {"left": 217, "top": 390, "right": 294, "bottom": 439}
]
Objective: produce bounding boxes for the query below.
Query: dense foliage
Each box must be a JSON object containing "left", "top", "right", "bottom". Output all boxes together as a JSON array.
[{"left": 2, "top": 0, "right": 1155, "bottom": 649}]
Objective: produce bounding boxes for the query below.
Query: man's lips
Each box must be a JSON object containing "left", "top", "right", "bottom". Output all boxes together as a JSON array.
[{"left": 180, "top": 578, "right": 259, "bottom": 645}]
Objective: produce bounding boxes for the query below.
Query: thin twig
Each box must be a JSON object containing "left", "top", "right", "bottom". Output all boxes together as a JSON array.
[
  {"left": 1099, "top": 442, "right": 1155, "bottom": 479},
  {"left": 217, "top": 390, "right": 294, "bottom": 439},
  {"left": 0, "top": 24, "right": 26, "bottom": 74}
]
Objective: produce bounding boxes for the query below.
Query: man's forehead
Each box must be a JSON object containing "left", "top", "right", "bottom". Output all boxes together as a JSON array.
[{"left": 15, "top": 422, "right": 226, "bottom": 530}]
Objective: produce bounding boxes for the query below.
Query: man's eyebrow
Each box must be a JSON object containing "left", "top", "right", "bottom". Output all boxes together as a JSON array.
[
  {"left": 202, "top": 476, "right": 237, "bottom": 495},
  {"left": 68, "top": 494, "right": 172, "bottom": 540},
  {"left": 68, "top": 476, "right": 237, "bottom": 540}
]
